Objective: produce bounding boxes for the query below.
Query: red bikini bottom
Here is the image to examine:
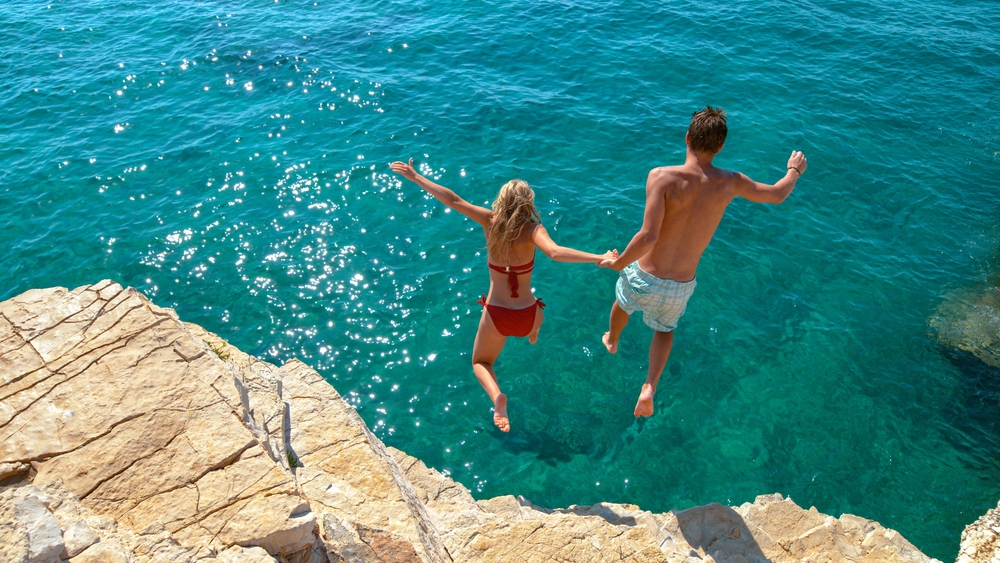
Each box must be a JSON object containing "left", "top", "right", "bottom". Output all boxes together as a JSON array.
[{"left": 477, "top": 295, "right": 545, "bottom": 337}]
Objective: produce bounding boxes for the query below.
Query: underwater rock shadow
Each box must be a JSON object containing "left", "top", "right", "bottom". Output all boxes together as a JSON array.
[
  {"left": 495, "top": 427, "right": 577, "bottom": 465},
  {"left": 928, "top": 283, "right": 1000, "bottom": 473},
  {"left": 939, "top": 347, "right": 1000, "bottom": 474}
]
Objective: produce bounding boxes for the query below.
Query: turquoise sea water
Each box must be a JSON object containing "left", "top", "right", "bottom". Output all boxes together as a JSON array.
[{"left": 2, "top": 1, "right": 999, "bottom": 558}]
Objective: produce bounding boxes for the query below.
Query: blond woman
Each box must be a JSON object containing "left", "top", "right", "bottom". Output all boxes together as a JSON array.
[{"left": 390, "top": 159, "right": 615, "bottom": 432}]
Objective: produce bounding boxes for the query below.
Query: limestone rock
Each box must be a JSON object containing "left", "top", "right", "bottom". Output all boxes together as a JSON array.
[
  {"left": 322, "top": 512, "right": 424, "bottom": 563},
  {"left": 0, "top": 483, "right": 64, "bottom": 563},
  {"left": 393, "top": 448, "right": 673, "bottom": 562},
  {"left": 277, "top": 358, "right": 450, "bottom": 562},
  {"left": 61, "top": 520, "right": 100, "bottom": 558},
  {"left": 213, "top": 545, "right": 280, "bottom": 563},
  {"left": 0, "top": 281, "right": 313, "bottom": 561},
  {"left": 71, "top": 542, "right": 130, "bottom": 563},
  {"left": 392, "top": 447, "right": 943, "bottom": 563},
  {"left": 192, "top": 323, "right": 449, "bottom": 562},
  {"left": 190, "top": 323, "right": 291, "bottom": 472},
  {"left": 733, "top": 493, "right": 936, "bottom": 563},
  {"left": 958, "top": 500, "right": 1000, "bottom": 563},
  {"left": 0, "top": 282, "right": 959, "bottom": 563},
  {"left": 0, "top": 461, "right": 30, "bottom": 481}
]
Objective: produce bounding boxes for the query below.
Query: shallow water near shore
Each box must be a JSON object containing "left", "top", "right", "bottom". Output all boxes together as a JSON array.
[{"left": 2, "top": 1, "right": 999, "bottom": 558}]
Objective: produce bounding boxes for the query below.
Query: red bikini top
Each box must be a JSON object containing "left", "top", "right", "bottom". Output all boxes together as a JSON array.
[{"left": 487, "top": 258, "right": 534, "bottom": 298}]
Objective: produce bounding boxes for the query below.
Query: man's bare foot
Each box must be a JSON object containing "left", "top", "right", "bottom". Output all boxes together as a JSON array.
[
  {"left": 602, "top": 332, "right": 618, "bottom": 354},
  {"left": 634, "top": 384, "right": 654, "bottom": 417},
  {"left": 493, "top": 393, "right": 510, "bottom": 432}
]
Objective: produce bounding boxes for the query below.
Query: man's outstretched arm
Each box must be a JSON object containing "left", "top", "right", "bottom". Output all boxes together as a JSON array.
[
  {"left": 732, "top": 151, "right": 807, "bottom": 204},
  {"left": 599, "top": 169, "right": 667, "bottom": 271}
]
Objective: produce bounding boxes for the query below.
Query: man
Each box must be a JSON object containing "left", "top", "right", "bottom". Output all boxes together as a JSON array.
[{"left": 598, "top": 106, "right": 807, "bottom": 417}]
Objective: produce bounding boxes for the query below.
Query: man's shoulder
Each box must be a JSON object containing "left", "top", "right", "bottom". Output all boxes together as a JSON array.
[
  {"left": 713, "top": 167, "right": 749, "bottom": 188},
  {"left": 647, "top": 165, "right": 745, "bottom": 198},
  {"left": 646, "top": 165, "right": 686, "bottom": 186},
  {"left": 648, "top": 164, "right": 686, "bottom": 175}
]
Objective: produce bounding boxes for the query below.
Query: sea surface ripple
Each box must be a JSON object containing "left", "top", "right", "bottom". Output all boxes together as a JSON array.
[{"left": 1, "top": 1, "right": 998, "bottom": 558}]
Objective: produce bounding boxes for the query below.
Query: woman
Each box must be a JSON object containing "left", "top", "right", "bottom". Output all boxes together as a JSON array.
[{"left": 390, "top": 158, "right": 615, "bottom": 432}]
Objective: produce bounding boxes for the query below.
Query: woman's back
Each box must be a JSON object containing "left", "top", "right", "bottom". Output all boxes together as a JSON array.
[{"left": 483, "top": 221, "right": 538, "bottom": 309}]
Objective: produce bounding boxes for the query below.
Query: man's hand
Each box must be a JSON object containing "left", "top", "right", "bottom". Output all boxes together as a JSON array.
[
  {"left": 787, "top": 151, "right": 807, "bottom": 176},
  {"left": 597, "top": 249, "right": 622, "bottom": 270},
  {"left": 389, "top": 158, "right": 420, "bottom": 182}
]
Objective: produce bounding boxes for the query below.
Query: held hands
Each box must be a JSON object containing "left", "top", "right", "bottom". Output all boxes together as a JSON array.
[
  {"left": 786, "top": 151, "right": 807, "bottom": 177},
  {"left": 596, "top": 249, "right": 619, "bottom": 269},
  {"left": 389, "top": 158, "right": 420, "bottom": 182}
]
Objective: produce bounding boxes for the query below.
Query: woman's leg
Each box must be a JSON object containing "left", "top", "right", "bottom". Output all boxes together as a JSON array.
[
  {"left": 472, "top": 308, "right": 511, "bottom": 431},
  {"left": 527, "top": 303, "right": 545, "bottom": 345}
]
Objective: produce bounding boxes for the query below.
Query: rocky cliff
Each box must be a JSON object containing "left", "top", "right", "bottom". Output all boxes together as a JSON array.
[
  {"left": 0, "top": 281, "right": 977, "bottom": 562},
  {"left": 957, "top": 501, "right": 1000, "bottom": 563}
]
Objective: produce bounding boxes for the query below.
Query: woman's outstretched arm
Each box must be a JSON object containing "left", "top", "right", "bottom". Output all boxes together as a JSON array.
[
  {"left": 532, "top": 224, "right": 617, "bottom": 263},
  {"left": 389, "top": 158, "right": 492, "bottom": 227}
]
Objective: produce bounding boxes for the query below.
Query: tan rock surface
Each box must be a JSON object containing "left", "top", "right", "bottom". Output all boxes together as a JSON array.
[
  {"left": 0, "top": 281, "right": 962, "bottom": 562},
  {"left": 191, "top": 325, "right": 450, "bottom": 563},
  {"left": 391, "top": 448, "right": 942, "bottom": 563},
  {"left": 0, "top": 483, "right": 65, "bottom": 563},
  {"left": 958, "top": 500, "right": 1000, "bottom": 563},
  {"left": 0, "top": 282, "right": 318, "bottom": 562}
]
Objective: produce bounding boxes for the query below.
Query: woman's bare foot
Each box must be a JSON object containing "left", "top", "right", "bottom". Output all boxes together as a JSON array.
[
  {"left": 634, "top": 384, "right": 654, "bottom": 417},
  {"left": 493, "top": 393, "right": 510, "bottom": 432},
  {"left": 602, "top": 332, "right": 618, "bottom": 354}
]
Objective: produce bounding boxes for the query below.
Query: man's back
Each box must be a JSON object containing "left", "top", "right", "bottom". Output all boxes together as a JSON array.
[{"left": 637, "top": 164, "right": 737, "bottom": 282}]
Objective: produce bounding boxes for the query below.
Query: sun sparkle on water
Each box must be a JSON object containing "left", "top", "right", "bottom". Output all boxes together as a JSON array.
[{"left": 2, "top": 1, "right": 999, "bottom": 560}]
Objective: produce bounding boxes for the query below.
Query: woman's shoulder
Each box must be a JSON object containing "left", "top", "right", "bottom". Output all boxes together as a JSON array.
[{"left": 519, "top": 221, "right": 543, "bottom": 240}]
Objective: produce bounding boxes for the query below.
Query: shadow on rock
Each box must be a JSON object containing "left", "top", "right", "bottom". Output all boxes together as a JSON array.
[{"left": 673, "top": 503, "right": 772, "bottom": 563}]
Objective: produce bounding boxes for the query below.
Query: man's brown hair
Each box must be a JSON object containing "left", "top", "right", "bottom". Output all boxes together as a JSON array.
[{"left": 687, "top": 106, "right": 728, "bottom": 154}]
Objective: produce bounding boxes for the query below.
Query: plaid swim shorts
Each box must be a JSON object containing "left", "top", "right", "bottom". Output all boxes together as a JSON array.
[{"left": 615, "top": 262, "right": 697, "bottom": 332}]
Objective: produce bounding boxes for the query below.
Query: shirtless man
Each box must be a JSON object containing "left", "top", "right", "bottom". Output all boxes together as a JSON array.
[{"left": 598, "top": 106, "right": 807, "bottom": 417}]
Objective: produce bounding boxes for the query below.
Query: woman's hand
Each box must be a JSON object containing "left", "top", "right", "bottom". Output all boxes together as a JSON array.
[
  {"left": 597, "top": 249, "right": 618, "bottom": 268},
  {"left": 389, "top": 158, "right": 420, "bottom": 182}
]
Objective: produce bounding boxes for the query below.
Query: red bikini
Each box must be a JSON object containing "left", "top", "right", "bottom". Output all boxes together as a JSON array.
[{"left": 478, "top": 257, "right": 545, "bottom": 337}]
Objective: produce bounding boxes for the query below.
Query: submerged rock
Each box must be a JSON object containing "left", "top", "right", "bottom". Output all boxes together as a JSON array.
[
  {"left": 0, "top": 281, "right": 955, "bottom": 562},
  {"left": 929, "top": 287, "right": 1000, "bottom": 368}
]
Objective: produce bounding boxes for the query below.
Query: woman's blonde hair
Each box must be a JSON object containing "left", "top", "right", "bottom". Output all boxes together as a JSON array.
[{"left": 486, "top": 179, "right": 540, "bottom": 264}]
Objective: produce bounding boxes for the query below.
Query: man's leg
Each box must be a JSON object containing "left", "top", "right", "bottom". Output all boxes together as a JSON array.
[
  {"left": 603, "top": 300, "right": 630, "bottom": 354},
  {"left": 635, "top": 330, "right": 674, "bottom": 417}
]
